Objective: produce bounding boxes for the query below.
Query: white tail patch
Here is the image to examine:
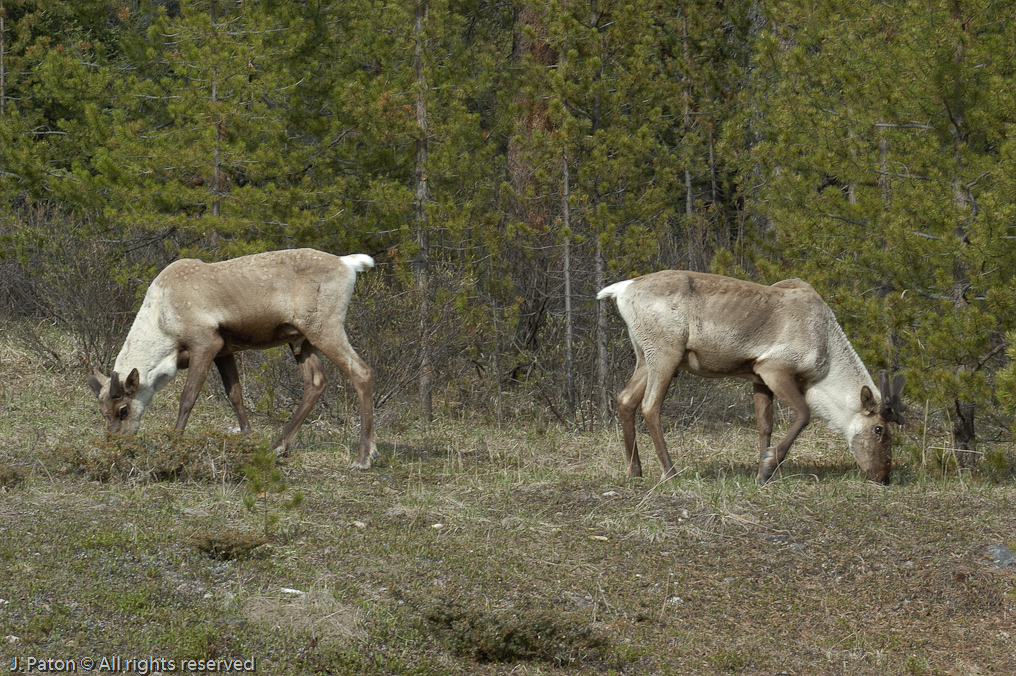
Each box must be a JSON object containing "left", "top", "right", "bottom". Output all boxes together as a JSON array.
[
  {"left": 341, "top": 254, "right": 375, "bottom": 273},
  {"left": 596, "top": 279, "right": 633, "bottom": 300}
]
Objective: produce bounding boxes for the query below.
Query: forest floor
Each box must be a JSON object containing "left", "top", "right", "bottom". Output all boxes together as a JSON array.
[{"left": 2, "top": 341, "right": 1015, "bottom": 675}]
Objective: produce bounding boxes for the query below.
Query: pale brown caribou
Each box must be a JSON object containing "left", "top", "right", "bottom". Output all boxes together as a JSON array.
[
  {"left": 598, "top": 271, "right": 905, "bottom": 484},
  {"left": 88, "top": 248, "right": 378, "bottom": 469}
]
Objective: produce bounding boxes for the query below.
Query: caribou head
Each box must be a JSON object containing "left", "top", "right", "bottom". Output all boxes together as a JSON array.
[
  {"left": 87, "top": 368, "right": 146, "bottom": 437},
  {"left": 850, "top": 371, "right": 907, "bottom": 484}
]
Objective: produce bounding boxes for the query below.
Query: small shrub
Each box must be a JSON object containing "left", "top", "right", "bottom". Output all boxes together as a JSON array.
[
  {"left": 906, "top": 655, "right": 931, "bottom": 675},
  {"left": 707, "top": 649, "right": 745, "bottom": 672},
  {"left": 979, "top": 447, "right": 1015, "bottom": 482},
  {"left": 242, "top": 443, "right": 304, "bottom": 538},
  {"left": 48, "top": 429, "right": 262, "bottom": 483}
]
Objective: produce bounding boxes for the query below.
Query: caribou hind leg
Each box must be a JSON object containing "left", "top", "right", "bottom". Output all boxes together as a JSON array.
[
  {"left": 309, "top": 330, "right": 377, "bottom": 470},
  {"left": 616, "top": 358, "right": 648, "bottom": 478},
  {"left": 214, "top": 353, "right": 252, "bottom": 435},
  {"left": 639, "top": 347, "right": 684, "bottom": 481},
  {"left": 754, "top": 369, "right": 811, "bottom": 484},
  {"left": 271, "top": 341, "right": 329, "bottom": 455}
]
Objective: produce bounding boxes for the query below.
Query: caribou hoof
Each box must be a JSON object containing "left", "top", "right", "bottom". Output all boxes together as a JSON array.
[
  {"left": 349, "top": 455, "right": 373, "bottom": 471},
  {"left": 757, "top": 447, "right": 779, "bottom": 485}
]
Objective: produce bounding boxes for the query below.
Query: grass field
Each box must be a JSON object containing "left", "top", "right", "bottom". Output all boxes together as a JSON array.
[{"left": 2, "top": 340, "right": 1015, "bottom": 675}]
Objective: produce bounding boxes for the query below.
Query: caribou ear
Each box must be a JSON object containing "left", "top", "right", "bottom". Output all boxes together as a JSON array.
[
  {"left": 124, "top": 368, "right": 140, "bottom": 396},
  {"left": 860, "top": 385, "right": 878, "bottom": 415},
  {"left": 87, "top": 370, "right": 108, "bottom": 398}
]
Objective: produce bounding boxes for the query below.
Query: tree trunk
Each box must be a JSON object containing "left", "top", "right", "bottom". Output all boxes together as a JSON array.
[
  {"left": 949, "top": 18, "right": 974, "bottom": 461},
  {"left": 952, "top": 400, "right": 977, "bottom": 468},
  {"left": 506, "top": 4, "right": 555, "bottom": 362},
  {"left": 594, "top": 236, "right": 608, "bottom": 420},
  {"left": 211, "top": 69, "right": 221, "bottom": 218},
  {"left": 414, "top": 0, "right": 433, "bottom": 423},
  {"left": 590, "top": 0, "right": 608, "bottom": 422},
  {"left": 210, "top": 2, "right": 221, "bottom": 218},
  {"left": 681, "top": 13, "right": 696, "bottom": 269},
  {"left": 492, "top": 292, "right": 504, "bottom": 427},
  {"left": 562, "top": 153, "right": 574, "bottom": 418},
  {"left": 878, "top": 123, "right": 891, "bottom": 205},
  {"left": 1, "top": 2, "right": 6, "bottom": 117}
]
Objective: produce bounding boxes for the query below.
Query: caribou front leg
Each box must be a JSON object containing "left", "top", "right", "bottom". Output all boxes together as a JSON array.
[
  {"left": 755, "top": 369, "right": 811, "bottom": 484},
  {"left": 215, "top": 354, "right": 252, "bottom": 435},
  {"left": 174, "top": 341, "right": 223, "bottom": 432},
  {"left": 753, "top": 381, "right": 774, "bottom": 478}
]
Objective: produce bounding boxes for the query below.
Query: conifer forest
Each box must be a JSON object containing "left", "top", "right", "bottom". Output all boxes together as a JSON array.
[{"left": 2, "top": 0, "right": 1016, "bottom": 442}]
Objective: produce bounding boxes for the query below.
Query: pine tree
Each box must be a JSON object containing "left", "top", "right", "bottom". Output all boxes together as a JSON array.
[
  {"left": 509, "top": 0, "right": 687, "bottom": 421},
  {"left": 0, "top": 1, "right": 129, "bottom": 212},
  {"left": 741, "top": 0, "right": 1016, "bottom": 444},
  {"left": 102, "top": 0, "right": 320, "bottom": 255}
]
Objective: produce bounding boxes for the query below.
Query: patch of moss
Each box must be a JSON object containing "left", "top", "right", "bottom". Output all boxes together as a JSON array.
[
  {"left": 414, "top": 594, "right": 608, "bottom": 665},
  {"left": 188, "top": 529, "right": 269, "bottom": 561},
  {"left": 0, "top": 464, "right": 25, "bottom": 490}
]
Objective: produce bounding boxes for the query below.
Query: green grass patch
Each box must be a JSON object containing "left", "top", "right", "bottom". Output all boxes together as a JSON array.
[{"left": 3, "top": 359, "right": 1016, "bottom": 674}]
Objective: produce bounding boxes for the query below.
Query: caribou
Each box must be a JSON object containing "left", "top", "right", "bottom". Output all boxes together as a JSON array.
[
  {"left": 597, "top": 271, "right": 905, "bottom": 484},
  {"left": 88, "top": 248, "right": 378, "bottom": 469}
]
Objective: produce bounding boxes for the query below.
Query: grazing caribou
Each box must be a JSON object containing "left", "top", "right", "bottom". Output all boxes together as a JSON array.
[
  {"left": 88, "top": 248, "right": 378, "bottom": 469},
  {"left": 597, "top": 271, "right": 905, "bottom": 484}
]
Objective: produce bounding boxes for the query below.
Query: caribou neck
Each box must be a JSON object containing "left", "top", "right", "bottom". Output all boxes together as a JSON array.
[
  {"left": 112, "top": 283, "right": 180, "bottom": 397},
  {"left": 803, "top": 319, "right": 879, "bottom": 441}
]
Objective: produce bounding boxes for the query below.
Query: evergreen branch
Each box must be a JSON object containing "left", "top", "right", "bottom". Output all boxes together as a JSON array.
[
  {"left": 873, "top": 122, "right": 935, "bottom": 130},
  {"left": 873, "top": 170, "right": 932, "bottom": 181},
  {"left": 972, "top": 343, "right": 1006, "bottom": 373},
  {"left": 908, "top": 285, "right": 986, "bottom": 303},
  {"left": 821, "top": 212, "right": 868, "bottom": 227},
  {"left": 41, "top": 169, "right": 80, "bottom": 182}
]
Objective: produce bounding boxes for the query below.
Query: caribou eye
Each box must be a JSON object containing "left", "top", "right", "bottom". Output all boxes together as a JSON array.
[
  {"left": 874, "top": 425, "right": 884, "bottom": 437},
  {"left": 118, "top": 405, "right": 130, "bottom": 421}
]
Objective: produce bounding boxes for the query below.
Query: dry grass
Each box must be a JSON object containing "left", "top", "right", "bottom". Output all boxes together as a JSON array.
[
  {"left": 243, "top": 589, "right": 365, "bottom": 642},
  {"left": 2, "top": 335, "right": 1016, "bottom": 674}
]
